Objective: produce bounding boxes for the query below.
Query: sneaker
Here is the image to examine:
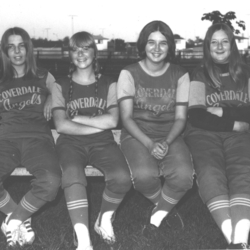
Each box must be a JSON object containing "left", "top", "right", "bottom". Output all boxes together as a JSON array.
[
  {"left": 73, "top": 230, "right": 93, "bottom": 250},
  {"left": 94, "top": 213, "right": 116, "bottom": 245},
  {"left": 19, "top": 218, "right": 35, "bottom": 245},
  {"left": 165, "top": 207, "right": 184, "bottom": 230},
  {"left": 73, "top": 229, "right": 78, "bottom": 247},
  {"left": 76, "top": 246, "right": 93, "bottom": 250},
  {"left": 227, "top": 243, "right": 250, "bottom": 249},
  {"left": 1, "top": 218, "right": 22, "bottom": 247}
]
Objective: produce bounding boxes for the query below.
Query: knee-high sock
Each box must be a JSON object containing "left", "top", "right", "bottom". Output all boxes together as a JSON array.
[
  {"left": 64, "top": 184, "right": 91, "bottom": 249},
  {"left": 98, "top": 188, "right": 125, "bottom": 236},
  {"left": 144, "top": 187, "right": 161, "bottom": 206},
  {"left": 207, "top": 195, "right": 232, "bottom": 244},
  {"left": 230, "top": 194, "right": 250, "bottom": 244},
  {"left": 7, "top": 190, "right": 46, "bottom": 230},
  {"left": 9, "top": 191, "right": 46, "bottom": 222},
  {"left": 150, "top": 188, "right": 179, "bottom": 227},
  {"left": 64, "top": 184, "right": 91, "bottom": 248},
  {"left": 0, "top": 190, "right": 17, "bottom": 215}
]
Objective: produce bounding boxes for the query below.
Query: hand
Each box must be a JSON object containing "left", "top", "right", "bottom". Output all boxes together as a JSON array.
[
  {"left": 43, "top": 95, "right": 52, "bottom": 121},
  {"left": 150, "top": 142, "right": 168, "bottom": 160},
  {"left": 233, "top": 121, "right": 249, "bottom": 132},
  {"left": 66, "top": 109, "right": 75, "bottom": 120},
  {"left": 207, "top": 107, "right": 223, "bottom": 117}
]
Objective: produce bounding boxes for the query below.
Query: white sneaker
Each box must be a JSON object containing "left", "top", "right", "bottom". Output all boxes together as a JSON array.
[
  {"left": 19, "top": 218, "right": 35, "bottom": 244},
  {"left": 94, "top": 213, "right": 116, "bottom": 245},
  {"left": 73, "top": 229, "right": 78, "bottom": 247},
  {"left": 76, "top": 246, "right": 94, "bottom": 250},
  {"left": 1, "top": 218, "right": 22, "bottom": 246}
]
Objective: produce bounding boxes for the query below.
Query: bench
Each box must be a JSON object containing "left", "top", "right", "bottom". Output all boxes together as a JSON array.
[{"left": 11, "top": 130, "right": 121, "bottom": 177}]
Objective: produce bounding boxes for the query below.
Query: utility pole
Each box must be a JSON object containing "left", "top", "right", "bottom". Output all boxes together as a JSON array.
[
  {"left": 69, "top": 15, "right": 77, "bottom": 35},
  {"left": 44, "top": 28, "right": 50, "bottom": 40}
]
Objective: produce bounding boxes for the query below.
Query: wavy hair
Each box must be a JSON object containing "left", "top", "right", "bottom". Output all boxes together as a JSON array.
[
  {"left": 137, "top": 20, "right": 176, "bottom": 62},
  {"left": 203, "top": 23, "right": 248, "bottom": 91},
  {"left": 0, "top": 27, "right": 38, "bottom": 83}
]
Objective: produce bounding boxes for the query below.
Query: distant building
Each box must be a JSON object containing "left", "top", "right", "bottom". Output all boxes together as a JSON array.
[
  {"left": 234, "top": 35, "right": 249, "bottom": 51},
  {"left": 174, "top": 34, "right": 186, "bottom": 51},
  {"left": 93, "top": 35, "right": 109, "bottom": 50}
]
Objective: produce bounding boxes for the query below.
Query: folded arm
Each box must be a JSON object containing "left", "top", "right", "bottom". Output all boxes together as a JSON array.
[
  {"left": 53, "top": 108, "right": 104, "bottom": 135},
  {"left": 188, "top": 108, "right": 249, "bottom": 132},
  {"left": 72, "top": 106, "right": 119, "bottom": 130}
]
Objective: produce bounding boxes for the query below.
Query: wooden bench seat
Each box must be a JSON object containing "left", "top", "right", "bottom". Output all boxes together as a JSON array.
[{"left": 11, "top": 130, "right": 121, "bottom": 176}]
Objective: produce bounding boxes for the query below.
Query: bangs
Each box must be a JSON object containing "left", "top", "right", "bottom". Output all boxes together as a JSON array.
[{"left": 69, "top": 32, "right": 95, "bottom": 49}]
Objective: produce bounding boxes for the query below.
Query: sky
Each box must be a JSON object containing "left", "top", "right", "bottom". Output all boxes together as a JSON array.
[{"left": 1, "top": 0, "right": 250, "bottom": 42}]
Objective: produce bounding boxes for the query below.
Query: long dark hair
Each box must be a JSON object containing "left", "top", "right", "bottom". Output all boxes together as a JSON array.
[
  {"left": 137, "top": 20, "right": 176, "bottom": 62},
  {"left": 0, "top": 27, "right": 38, "bottom": 83},
  {"left": 203, "top": 23, "right": 248, "bottom": 91}
]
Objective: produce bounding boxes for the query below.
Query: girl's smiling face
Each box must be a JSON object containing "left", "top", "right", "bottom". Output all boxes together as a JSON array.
[
  {"left": 7, "top": 35, "right": 27, "bottom": 70},
  {"left": 210, "top": 30, "right": 231, "bottom": 64},
  {"left": 70, "top": 44, "right": 95, "bottom": 70},
  {"left": 145, "top": 31, "right": 169, "bottom": 64}
]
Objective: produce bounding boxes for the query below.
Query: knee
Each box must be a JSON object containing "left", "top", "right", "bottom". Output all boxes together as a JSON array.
[
  {"left": 106, "top": 171, "right": 132, "bottom": 194},
  {"left": 132, "top": 168, "right": 159, "bottom": 191},
  {"left": 165, "top": 166, "right": 194, "bottom": 192},
  {"left": 61, "top": 165, "right": 86, "bottom": 189},
  {"left": 33, "top": 171, "right": 61, "bottom": 201}
]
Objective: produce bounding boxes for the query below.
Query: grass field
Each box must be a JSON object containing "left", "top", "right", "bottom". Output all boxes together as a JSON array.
[{"left": 0, "top": 176, "right": 228, "bottom": 250}]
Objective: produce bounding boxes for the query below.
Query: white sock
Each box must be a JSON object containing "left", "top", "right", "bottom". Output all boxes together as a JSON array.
[
  {"left": 100, "top": 211, "right": 114, "bottom": 236},
  {"left": 233, "top": 219, "right": 250, "bottom": 244},
  {"left": 74, "top": 223, "right": 91, "bottom": 248},
  {"left": 221, "top": 219, "right": 232, "bottom": 244},
  {"left": 150, "top": 210, "right": 168, "bottom": 227}
]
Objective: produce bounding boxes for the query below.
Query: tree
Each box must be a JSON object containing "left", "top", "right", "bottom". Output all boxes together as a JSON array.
[
  {"left": 62, "top": 36, "right": 70, "bottom": 47},
  {"left": 201, "top": 11, "right": 245, "bottom": 34},
  {"left": 108, "top": 39, "right": 126, "bottom": 52}
]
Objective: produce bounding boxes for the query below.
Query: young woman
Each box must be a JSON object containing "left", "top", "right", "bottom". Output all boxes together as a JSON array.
[
  {"left": 0, "top": 27, "right": 61, "bottom": 247},
  {"left": 52, "top": 31, "right": 131, "bottom": 250},
  {"left": 185, "top": 23, "right": 250, "bottom": 250},
  {"left": 117, "top": 20, "right": 193, "bottom": 232}
]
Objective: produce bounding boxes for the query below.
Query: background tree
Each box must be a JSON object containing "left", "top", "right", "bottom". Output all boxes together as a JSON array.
[
  {"left": 201, "top": 11, "right": 245, "bottom": 34},
  {"left": 108, "top": 39, "right": 126, "bottom": 52},
  {"left": 32, "top": 38, "right": 63, "bottom": 48}
]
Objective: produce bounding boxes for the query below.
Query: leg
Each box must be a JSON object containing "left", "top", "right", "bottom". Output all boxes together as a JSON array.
[
  {"left": 207, "top": 195, "right": 232, "bottom": 244},
  {"left": 121, "top": 135, "right": 161, "bottom": 205},
  {"left": 185, "top": 129, "right": 231, "bottom": 243},
  {"left": 0, "top": 140, "right": 21, "bottom": 246},
  {"left": 151, "top": 136, "right": 194, "bottom": 227},
  {"left": 7, "top": 138, "right": 61, "bottom": 245},
  {"left": 57, "top": 140, "right": 92, "bottom": 250},
  {"left": 225, "top": 133, "right": 250, "bottom": 246},
  {"left": 0, "top": 140, "right": 21, "bottom": 216},
  {"left": 89, "top": 142, "right": 132, "bottom": 244}
]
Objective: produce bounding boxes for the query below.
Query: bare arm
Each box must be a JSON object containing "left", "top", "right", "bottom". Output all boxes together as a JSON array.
[
  {"left": 43, "top": 72, "right": 56, "bottom": 121},
  {"left": 44, "top": 95, "right": 52, "bottom": 121},
  {"left": 72, "top": 106, "right": 119, "bottom": 130},
  {"left": 163, "top": 105, "right": 187, "bottom": 147},
  {"left": 53, "top": 109, "right": 104, "bottom": 135}
]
